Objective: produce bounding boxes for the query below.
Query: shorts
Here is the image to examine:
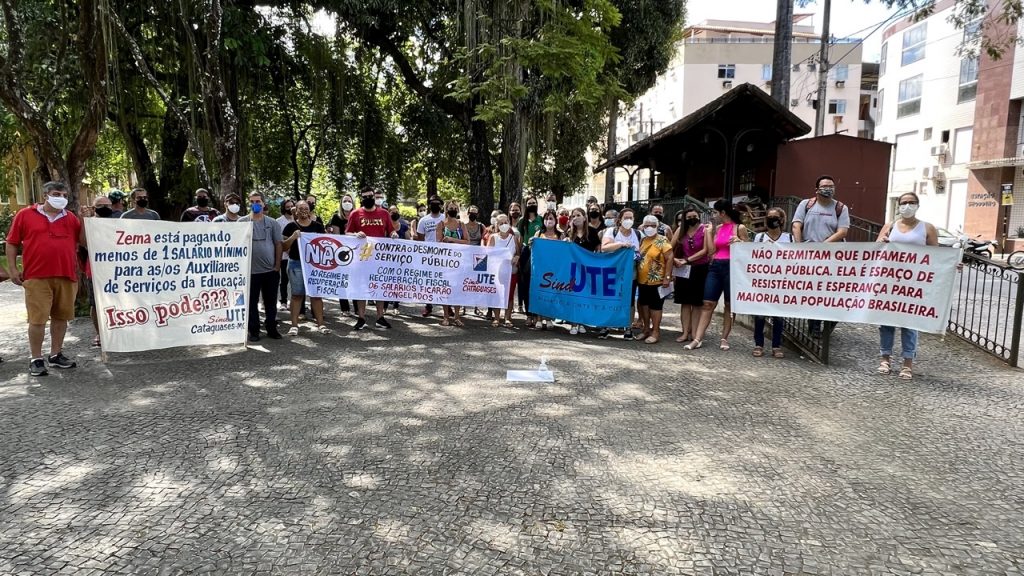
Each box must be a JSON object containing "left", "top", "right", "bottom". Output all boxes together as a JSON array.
[
  {"left": 673, "top": 263, "right": 709, "bottom": 306},
  {"left": 24, "top": 277, "right": 78, "bottom": 324},
  {"left": 636, "top": 284, "right": 665, "bottom": 311},
  {"left": 287, "top": 260, "right": 306, "bottom": 297},
  {"left": 703, "top": 259, "right": 731, "bottom": 304}
]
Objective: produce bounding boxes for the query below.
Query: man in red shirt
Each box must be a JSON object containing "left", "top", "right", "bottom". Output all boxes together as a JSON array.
[
  {"left": 5, "top": 181, "right": 84, "bottom": 376},
  {"left": 345, "top": 186, "right": 399, "bottom": 330}
]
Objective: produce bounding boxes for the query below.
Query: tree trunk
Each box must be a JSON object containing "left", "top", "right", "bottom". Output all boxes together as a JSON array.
[
  {"left": 771, "top": 0, "right": 794, "bottom": 106},
  {"left": 604, "top": 98, "right": 619, "bottom": 204},
  {"left": 158, "top": 111, "right": 189, "bottom": 215},
  {"left": 426, "top": 163, "right": 438, "bottom": 199},
  {"left": 467, "top": 118, "right": 495, "bottom": 218},
  {"left": 501, "top": 106, "right": 529, "bottom": 208}
]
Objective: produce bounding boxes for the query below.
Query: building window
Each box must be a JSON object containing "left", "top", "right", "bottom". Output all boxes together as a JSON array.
[
  {"left": 828, "top": 99, "right": 847, "bottom": 114},
  {"left": 833, "top": 64, "right": 849, "bottom": 81},
  {"left": 964, "top": 16, "right": 983, "bottom": 42},
  {"left": 878, "top": 88, "right": 884, "bottom": 121},
  {"left": 14, "top": 166, "right": 28, "bottom": 205},
  {"left": 880, "top": 43, "right": 887, "bottom": 76},
  {"left": 717, "top": 64, "right": 736, "bottom": 79},
  {"left": 923, "top": 128, "right": 932, "bottom": 140},
  {"left": 897, "top": 75, "right": 923, "bottom": 118},
  {"left": 902, "top": 23, "right": 927, "bottom": 66},
  {"left": 762, "top": 64, "right": 772, "bottom": 81},
  {"left": 958, "top": 57, "right": 979, "bottom": 103}
]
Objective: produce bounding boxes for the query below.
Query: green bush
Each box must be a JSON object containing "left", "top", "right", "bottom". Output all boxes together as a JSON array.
[{"left": 0, "top": 204, "right": 14, "bottom": 244}]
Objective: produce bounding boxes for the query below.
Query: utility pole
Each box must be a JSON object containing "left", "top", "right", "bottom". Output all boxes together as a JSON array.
[
  {"left": 814, "top": 0, "right": 832, "bottom": 136},
  {"left": 770, "top": 0, "right": 794, "bottom": 106}
]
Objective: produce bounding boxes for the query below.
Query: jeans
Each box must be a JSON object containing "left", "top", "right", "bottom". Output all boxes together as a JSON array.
[
  {"left": 879, "top": 325, "right": 918, "bottom": 359},
  {"left": 754, "top": 316, "right": 784, "bottom": 348},
  {"left": 249, "top": 270, "right": 280, "bottom": 335}
]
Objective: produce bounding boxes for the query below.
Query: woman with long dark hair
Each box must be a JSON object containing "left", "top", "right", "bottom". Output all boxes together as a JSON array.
[{"left": 671, "top": 207, "right": 712, "bottom": 344}]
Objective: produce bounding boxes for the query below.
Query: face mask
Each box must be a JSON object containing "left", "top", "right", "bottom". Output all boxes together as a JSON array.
[
  {"left": 228, "top": 203, "right": 241, "bottom": 214},
  {"left": 342, "top": 201, "right": 353, "bottom": 212},
  {"left": 653, "top": 214, "right": 663, "bottom": 222},
  {"left": 95, "top": 206, "right": 113, "bottom": 218},
  {"left": 544, "top": 219, "right": 556, "bottom": 228},
  {"left": 251, "top": 203, "right": 263, "bottom": 214},
  {"left": 526, "top": 205, "right": 538, "bottom": 215},
  {"left": 377, "top": 199, "right": 387, "bottom": 209},
  {"left": 573, "top": 216, "right": 585, "bottom": 227},
  {"left": 604, "top": 218, "right": 615, "bottom": 228},
  {"left": 45, "top": 195, "right": 68, "bottom": 210},
  {"left": 511, "top": 211, "right": 521, "bottom": 219},
  {"left": 498, "top": 223, "right": 511, "bottom": 233},
  {"left": 642, "top": 227, "right": 657, "bottom": 238},
  {"left": 418, "top": 210, "right": 426, "bottom": 217},
  {"left": 447, "top": 209, "right": 459, "bottom": 218},
  {"left": 685, "top": 217, "right": 700, "bottom": 227},
  {"left": 282, "top": 206, "right": 293, "bottom": 215},
  {"left": 468, "top": 213, "right": 478, "bottom": 222},
  {"left": 898, "top": 203, "right": 919, "bottom": 218},
  {"left": 429, "top": 202, "right": 442, "bottom": 214},
  {"left": 589, "top": 210, "right": 600, "bottom": 219},
  {"left": 135, "top": 198, "right": 149, "bottom": 208},
  {"left": 558, "top": 215, "right": 569, "bottom": 227},
  {"left": 621, "top": 218, "right": 634, "bottom": 229},
  {"left": 817, "top": 187, "right": 835, "bottom": 198},
  {"left": 197, "top": 197, "right": 210, "bottom": 207},
  {"left": 296, "top": 211, "right": 309, "bottom": 220},
  {"left": 390, "top": 212, "right": 400, "bottom": 221},
  {"left": 767, "top": 217, "right": 781, "bottom": 229},
  {"left": 361, "top": 196, "right": 375, "bottom": 209}
]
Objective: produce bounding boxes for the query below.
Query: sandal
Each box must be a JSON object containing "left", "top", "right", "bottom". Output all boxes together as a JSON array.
[
  {"left": 92, "top": 336, "right": 101, "bottom": 348},
  {"left": 752, "top": 346, "right": 764, "bottom": 357},
  {"left": 683, "top": 339, "right": 703, "bottom": 350},
  {"left": 877, "top": 359, "right": 891, "bottom": 375},
  {"left": 898, "top": 366, "right": 913, "bottom": 380},
  {"left": 771, "top": 349, "right": 785, "bottom": 358},
  {"left": 453, "top": 318, "right": 465, "bottom": 327},
  {"left": 287, "top": 327, "right": 300, "bottom": 336},
  {"left": 491, "top": 319, "right": 501, "bottom": 327},
  {"left": 503, "top": 321, "right": 515, "bottom": 329},
  {"left": 644, "top": 336, "right": 659, "bottom": 344},
  {"left": 441, "top": 319, "right": 451, "bottom": 326},
  {"left": 675, "top": 334, "right": 692, "bottom": 343},
  {"left": 720, "top": 339, "right": 730, "bottom": 351},
  {"left": 317, "top": 325, "right": 332, "bottom": 335}
]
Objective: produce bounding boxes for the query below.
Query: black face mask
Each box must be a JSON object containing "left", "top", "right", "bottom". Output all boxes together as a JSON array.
[
  {"left": 510, "top": 211, "right": 521, "bottom": 219},
  {"left": 468, "top": 213, "right": 478, "bottom": 221},
  {"left": 135, "top": 198, "right": 149, "bottom": 208},
  {"left": 685, "top": 217, "right": 700, "bottom": 227},
  {"left": 196, "top": 197, "right": 209, "bottom": 207},
  {"left": 767, "top": 217, "right": 782, "bottom": 229},
  {"left": 653, "top": 213, "right": 663, "bottom": 222},
  {"left": 390, "top": 212, "right": 400, "bottom": 222},
  {"left": 282, "top": 206, "right": 292, "bottom": 215},
  {"left": 95, "top": 206, "right": 113, "bottom": 218},
  {"left": 588, "top": 210, "right": 600, "bottom": 219},
  {"left": 526, "top": 205, "right": 538, "bottom": 215},
  {"left": 307, "top": 201, "right": 316, "bottom": 211},
  {"left": 446, "top": 209, "right": 459, "bottom": 218},
  {"left": 361, "top": 196, "right": 374, "bottom": 209},
  {"left": 429, "top": 202, "right": 442, "bottom": 214}
]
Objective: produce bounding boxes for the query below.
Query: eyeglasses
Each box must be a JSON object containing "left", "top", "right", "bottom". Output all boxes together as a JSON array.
[{"left": 898, "top": 201, "right": 919, "bottom": 206}]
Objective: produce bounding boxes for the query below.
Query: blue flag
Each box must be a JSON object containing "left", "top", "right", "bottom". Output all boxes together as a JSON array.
[{"left": 528, "top": 238, "right": 635, "bottom": 328}]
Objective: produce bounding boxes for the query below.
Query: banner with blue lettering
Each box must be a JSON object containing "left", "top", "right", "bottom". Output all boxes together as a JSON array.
[{"left": 528, "top": 238, "right": 635, "bottom": 327}]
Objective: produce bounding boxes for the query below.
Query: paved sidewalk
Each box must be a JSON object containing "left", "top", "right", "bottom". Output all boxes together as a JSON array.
[{"left": 0, "top": 283, "right": 1022, "bottom": 575}]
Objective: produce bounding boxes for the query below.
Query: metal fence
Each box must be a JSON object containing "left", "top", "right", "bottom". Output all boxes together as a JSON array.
[{"left": 948, "top": 253, "right": 1023, "bottom": 367}]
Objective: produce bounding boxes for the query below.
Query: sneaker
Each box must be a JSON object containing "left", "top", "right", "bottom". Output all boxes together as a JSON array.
[
  {"left": 375, "top": 318, "right": 392, "bottom": 330},
  {"left": 578, "top": 326, "right": 587, "bottom": 334},
  {"left": 623, "top": 329, "right": 634, "bottom": 341},
  {"left": 248, "top": 333, "right": 260, "bottom": 342},
  {"left": 287, "top": 327, "right": 299, "bottom": 336},
  {"left": 569, "top": 325, "right": 579, "bottom": 335},
  {"left": 47, "top": 352, "right": 76, "bottom": 369},
  {"left": 353, "top": 318, "right": 367, "bottom": 331},
  {"left": 29, "top": 358, "right": 48, "bottom": 377},
  {"left": 266, "top": 330, "right": 283, "bottom": 340},
  {"left": 598, "top": 329, "right": 610, "bottom": 340}
]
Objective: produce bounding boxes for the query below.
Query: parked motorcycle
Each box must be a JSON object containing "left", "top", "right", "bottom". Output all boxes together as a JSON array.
[{"left": 957, "top": 233, "right": 996, "bottom": 260}]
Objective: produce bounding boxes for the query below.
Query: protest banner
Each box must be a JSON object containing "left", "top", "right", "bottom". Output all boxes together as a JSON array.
[
  {"left": 85, "top": 219, "right": 252, "bottom": 353},
  {"left": 730, "top": 242, "right": 959, "bottom": 333},
  {"left": 297, "top": 234, "right": 512, "bottom": 308},
  {"left": 528, "top": 239, "right": 635, "bottom": 328}
]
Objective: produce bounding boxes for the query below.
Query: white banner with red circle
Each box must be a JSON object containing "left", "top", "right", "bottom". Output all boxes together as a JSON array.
[{"left": 297, "top": 233, "right": 513, "bottom": 308}]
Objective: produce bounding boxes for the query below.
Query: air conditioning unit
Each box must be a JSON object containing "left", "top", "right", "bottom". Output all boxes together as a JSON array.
[
  {"left": 808, "top": 63, "right": 817, "bottom": 72},
  {"left": 835, "top": 80, "right": 845, "bottom": 88},
  {"left": 922, "top": 166, "right": 931, "bottom": 178},
  {"left": 930, "top": 165, "right": 941, "bottom": 179},
  {"left": 722, "top": 80, "right": 733, "bottom": 88},
  {"left": 930, "top": 144, "right": 947, "bottom": 156},
  {"left": 793, "top": 64, "right": 801, "bottom": 71},
  {"left": 834, "top": 115, "right": 844, "bottom": 123}
]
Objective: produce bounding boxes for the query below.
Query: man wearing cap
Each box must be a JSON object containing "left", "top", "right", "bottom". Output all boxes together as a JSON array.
[
  {"left": 213, "top": 194, "right": 244, "bottom": 222},
  {"left": 107, "top": 189, "right": 126, "bottom": 218},
  {"left": 181, "top": 188, "right": 220, "bottom": 222},
  {"left": 119, "top": 188, "right": 160, "bottom": 220}
]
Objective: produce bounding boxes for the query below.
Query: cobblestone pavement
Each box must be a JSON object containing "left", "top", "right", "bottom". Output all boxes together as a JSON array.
[{"left": 1, "top": 282, "right": 1022, "bottom": 576}]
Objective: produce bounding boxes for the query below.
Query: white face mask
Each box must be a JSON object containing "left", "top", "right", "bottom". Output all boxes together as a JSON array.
[
  {"left": 47, "top": 196, "right": 69, "bottom": 210},
  {"left": 498, "top": 223, "right": 511, "bottom": 233},
  {"left": 898, "top": 203, "right": 919, "bottom": 218},
  {"left": 544, "top": 220, "right": 556, "bottom": 228},
  {"left": 642, "top": 227, "right": 657, "bottom": 238},
  {"left": 342, "top": 201, "right": 353, "bottom": 211},
  {"left": 227, "top": 203, "right": 241, "bottom": 214},
  {"left": 621, "top": 219, "right": 634, "bottom": 229}
]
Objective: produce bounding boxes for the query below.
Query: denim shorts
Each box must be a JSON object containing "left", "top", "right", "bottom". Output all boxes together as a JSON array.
[
  {"left": 287, "top": 260, "right": 306, "bottom": 297},
  {"left": 703, "top": 259, "right": 730, "bottom": 304}
]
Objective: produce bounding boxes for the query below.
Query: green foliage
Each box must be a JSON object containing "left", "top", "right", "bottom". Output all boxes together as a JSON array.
[{"left": 0, "top": 205, "right": 13, "bottom": 243}]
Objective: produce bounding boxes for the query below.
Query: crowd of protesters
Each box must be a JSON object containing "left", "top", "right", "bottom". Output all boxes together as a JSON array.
[{"left": 3, "top": 176, "right": 939, "bottom": 381}]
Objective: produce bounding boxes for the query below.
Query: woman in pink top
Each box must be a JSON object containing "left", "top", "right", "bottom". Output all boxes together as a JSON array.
[{"left": 685, "top": 199, "right": 749, "bottom": 351}]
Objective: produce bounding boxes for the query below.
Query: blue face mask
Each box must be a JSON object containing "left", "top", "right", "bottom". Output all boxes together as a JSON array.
[{"left": 252, "top": 203, "right": 263, "bottom": 214}]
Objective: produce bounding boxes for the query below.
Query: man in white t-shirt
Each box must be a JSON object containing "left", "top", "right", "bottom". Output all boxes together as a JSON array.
[{"left": 416, "top": 195, "right": 446, "bottom": 317}]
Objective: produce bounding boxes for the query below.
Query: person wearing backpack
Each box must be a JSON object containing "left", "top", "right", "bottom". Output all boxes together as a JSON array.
[
  {"left": 752, "top": 208, "right": 793, "bottom": 358},
  {"left": 792, "top": 175, "right": 850, "bottom": 337}
]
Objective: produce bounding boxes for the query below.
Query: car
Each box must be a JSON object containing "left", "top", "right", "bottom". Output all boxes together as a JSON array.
[{"left": 936, "top": 227, "right": 960, "bottom": 248}]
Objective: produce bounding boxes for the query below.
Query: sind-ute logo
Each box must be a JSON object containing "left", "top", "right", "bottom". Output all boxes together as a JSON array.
[
  {"left": 303, "top": 236, "right": 354, "bottom": 270},
  {"left": 473, "top": 255, "right": 488, "bottom": 272}
]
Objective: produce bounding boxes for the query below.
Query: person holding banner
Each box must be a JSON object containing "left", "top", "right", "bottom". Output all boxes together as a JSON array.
[
  {"left": 488, "top": 214, "right": 521, "bottom": 328},
  {"left": 601, "top": 208, "right": 641, "bottom": 340},
  {"left": 566, "top": 207, "right": 600, "bottom": 335},
  {"left": 529, "top": 210, "right": 564, "bottom": 330},
  {"left": 671, "top": 207, "right": 711, "bottom": 344},
  {"left": 327, "top": 194, "right": 356, "bottom": 316},
  {"left": 793, "top": 175, "right": 850, "bottom": 338},
  {"left": 636, "top": 216, "right": 674, "bottom": 344},
  {"left": 686, "top": 200, "right": 749, "bottom": 351},
  {"left": 346, "top": 187, "right": 398, "bottom": 330},
  {"left": 436, "top": 200, "right": 471, "bottom": 326},
  {"left": 751, "top": 208, "right": 793, "bottom": 358},
  {"left": 282, "top": 201, "right": 331, "bottom": 336},
  {"left": 874, "top": 192, "right": 938, "bottom": 380},
  {"left": 120, "top": 188, "right": 161, "bottom": 220},
  {"left": 241, "top": 192, "right": 284, "bottom": 342}
]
